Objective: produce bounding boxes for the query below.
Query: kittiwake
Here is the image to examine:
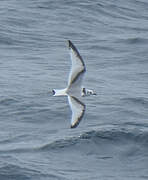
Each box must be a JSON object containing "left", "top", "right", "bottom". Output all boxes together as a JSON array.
[{"left": 52, "top": 40, "right": 96, "bottom": 128}]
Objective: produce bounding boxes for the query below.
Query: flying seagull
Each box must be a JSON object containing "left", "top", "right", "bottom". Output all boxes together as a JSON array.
[{"left": 52, "top": 40, "right": 96, "bottom": 128}]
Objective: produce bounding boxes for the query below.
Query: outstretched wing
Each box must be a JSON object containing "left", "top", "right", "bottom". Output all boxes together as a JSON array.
[
  {"left": 67, "top": 40, "right": 86, "bottom": 92},
  {"left": 68, "top": 95, "right": 86, "bottom": 128}
]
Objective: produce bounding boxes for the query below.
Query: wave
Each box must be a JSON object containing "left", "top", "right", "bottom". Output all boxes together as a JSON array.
[
  {"left": 0, "top": 98, "right": 19, "bottom": 106},
  {"left": 0, "top": 164, "right": 62, "bottom": 180},
  {"left": 0, "top": 125, "right": 147, "bottom": 155},
  {"left": 122, "top": 97, "right": 148, "bottom": 108},
  {"left": 0, "top": 165, "right": 36, "bottom": 180},
  {"left": 115, "top": 37, "right": 148, "bottom": 45},
  {"left": 39, "top": 126, "right": 148, "bottom": 152}
]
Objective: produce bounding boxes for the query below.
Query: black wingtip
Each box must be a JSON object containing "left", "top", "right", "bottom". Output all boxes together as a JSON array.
[
  {"left": 70, "top": 117, "right": 83, "bottom": 129},
  {"left": 70, "top": 124, "right": 77, "bottom": 129},
  {"left": 67, "top": 40, "right": 72, "bottom": 48},
  {"left": 67, "top": 40, "right": 76, "bottom": 50},
  {"left": 70, "top": 120, "right": 81, "bottom": 128}
]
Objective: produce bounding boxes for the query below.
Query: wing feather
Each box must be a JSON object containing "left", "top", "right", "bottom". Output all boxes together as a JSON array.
[
  {"left": 67, "top": 40, "right": 86, "bottom": 90},
  {"left": 68, "top": 96, "right": 86, "bottom": 128}
]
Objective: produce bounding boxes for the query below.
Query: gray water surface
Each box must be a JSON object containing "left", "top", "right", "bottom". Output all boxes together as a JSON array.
[{"left": 0, "top": 0, "right": 148, "bottom": 179}]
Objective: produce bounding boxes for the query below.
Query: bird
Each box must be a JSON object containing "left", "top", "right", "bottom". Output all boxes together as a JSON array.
[{"left": 52, "top": 40, "right": 96, "bottom": 128}]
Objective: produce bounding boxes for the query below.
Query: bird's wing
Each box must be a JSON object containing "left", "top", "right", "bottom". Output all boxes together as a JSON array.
[
  {"left": 68, "top": 95, "right": 86, "bottom": 128},
  {"left": 67, "top": 40, "right": 86, "bottom": 91}
]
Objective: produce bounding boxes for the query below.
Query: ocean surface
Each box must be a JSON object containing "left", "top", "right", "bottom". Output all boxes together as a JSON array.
[{"left": 0, "top": 0, "right": 148, "bottom": 179}]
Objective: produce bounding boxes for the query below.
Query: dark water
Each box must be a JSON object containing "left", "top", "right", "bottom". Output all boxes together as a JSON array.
[{"left": 0, "top": 0, "right": 148, "bottom": 179}]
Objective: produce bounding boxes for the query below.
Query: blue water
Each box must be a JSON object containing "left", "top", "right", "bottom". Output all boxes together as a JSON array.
[{"left": 0, "top": 0, "right": 148, "bottom": 179}]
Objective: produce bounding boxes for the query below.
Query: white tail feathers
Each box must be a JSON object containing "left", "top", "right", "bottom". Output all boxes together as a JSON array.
[{"left": 52, "top": 88, "right": 67, "bottom": 96}]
